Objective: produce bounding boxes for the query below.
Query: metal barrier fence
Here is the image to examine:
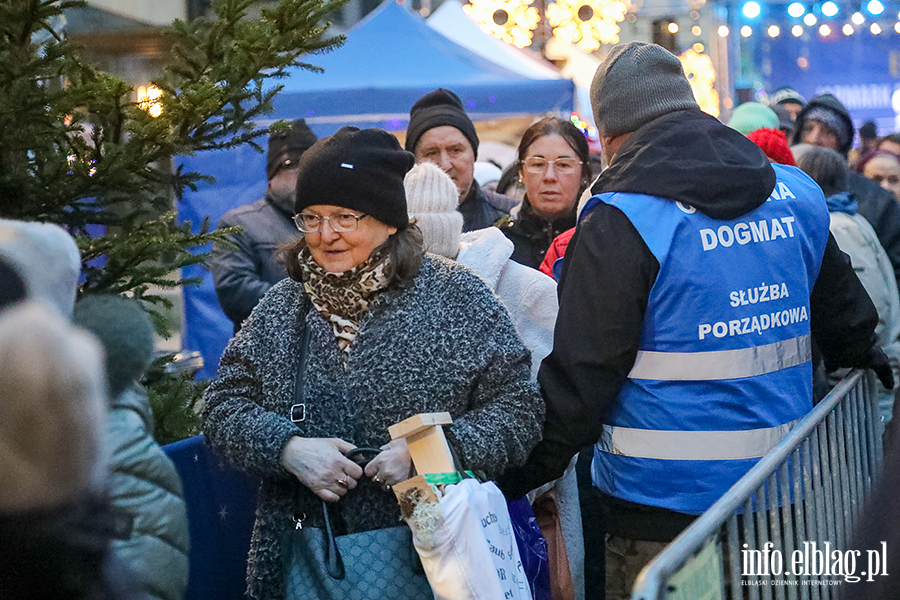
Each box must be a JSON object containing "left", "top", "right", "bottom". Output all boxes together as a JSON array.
[{"left": 631, "top": 369, "right": 884, "bottom": 600}]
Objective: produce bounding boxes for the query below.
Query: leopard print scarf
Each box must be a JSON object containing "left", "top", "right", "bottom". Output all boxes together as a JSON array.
[{"left": 298, "top": 246, "right": 392, "bottom": 362}]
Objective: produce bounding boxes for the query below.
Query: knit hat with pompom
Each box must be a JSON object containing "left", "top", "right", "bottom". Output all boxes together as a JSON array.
[{"left": 404, "top": 162, "right": 463, "bottom": 258}]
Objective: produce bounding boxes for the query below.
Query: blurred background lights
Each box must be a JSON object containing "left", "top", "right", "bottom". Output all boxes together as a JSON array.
[
  {"left": 693, "top": 42, "right": 705, "bottom": 52},
  {"left": 894, "top": 22, "right": 900, "bottom": 33},
  {"left": 819, "top": 23, "right": 831, "bottom": 35},
  {"left": 821, "top": 1, "right": 838, "bottom": 16},
  {"left": 742, "top": 1, "right": 761, "bottom": 18},
  {"left": 787, "top": 2, "right": 805, "bottom": 17},
  {"left": 692, "top": 25, "right": 702, "bottom": 35},
  {"left": 851, "top": 11, "right": 865, "bottom": 23},
  {"left": 668, "top": 21, "right": 679, "bottom": 33},
  {"left": 870, "top": 22, "right": 881, "bottom": 33},
  {"left": 741, "top": 24, "right": 753, "bottom": 36},
  {"left": 767, "top": 24, "right": 780, "bottom": 36},
  {"left": 792, "top": 24, "right": 804, "bottom": 35},
  {"left": 866, "top": 0, "right": 884, "bottom": 15},
  {"left": 803, "top": 13, "right": 817, "bottom": 25},
  {"left": 843, "top": 23, "right": 854, "bottom": 34},
  {"left": 718, "top": 24, "right": 730, "bottom": 36}
]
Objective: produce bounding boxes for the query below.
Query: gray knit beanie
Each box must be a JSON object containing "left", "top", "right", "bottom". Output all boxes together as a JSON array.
[
  {"left": 590, "top": 42, "right": 699, "bottom": 138},
  {"left": 404, "top": 163, "right": 463, "bottom": 259}
]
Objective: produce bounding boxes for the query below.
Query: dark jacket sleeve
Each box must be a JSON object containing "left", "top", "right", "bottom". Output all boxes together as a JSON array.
[
  {"left": 210, "top": 211, "right": 276, "bottom": 328},
  {"left": 498, "top": 204, "right": 659, "bottom": 499},
  {"left": 810, "top": 232, "right": 879, "bottom": 370}
]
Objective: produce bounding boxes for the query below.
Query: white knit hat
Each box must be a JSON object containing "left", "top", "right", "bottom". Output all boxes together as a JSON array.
[{"left": 404, "top": 163, "right": 463, "bottom": 259}]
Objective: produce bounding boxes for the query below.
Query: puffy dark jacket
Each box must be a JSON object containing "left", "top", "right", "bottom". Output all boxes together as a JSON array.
[
  {"left": 210, "top": 197, "right": 300, "bottom": 331},
  {"left": 107, "top": 385, "right": 189, "bottom": 600},
  {"left": 458, "top": 182, "right": 520, "bottom": 232},
  {"left": 499, "top": 200, "right": 577, "bottom": 270}
]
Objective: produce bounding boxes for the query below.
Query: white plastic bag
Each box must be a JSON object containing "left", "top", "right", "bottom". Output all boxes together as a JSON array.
[{"left": 409, "top": 478, "right": 533, "bottom": 600}]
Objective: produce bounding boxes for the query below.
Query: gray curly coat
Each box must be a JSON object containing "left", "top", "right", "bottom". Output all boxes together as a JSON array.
[{"left": 202, "top": 254, "right": 545, "bottom": 600}]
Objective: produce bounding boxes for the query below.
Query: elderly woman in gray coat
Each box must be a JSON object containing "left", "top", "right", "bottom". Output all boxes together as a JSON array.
[{"left": 202, "top": 127, "right": 545, "bottom": 600}]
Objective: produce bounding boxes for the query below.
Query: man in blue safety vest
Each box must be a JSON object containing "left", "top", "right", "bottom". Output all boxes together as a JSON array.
[{"left": 499, "top": 42, "right": 893, "bottom": 599}]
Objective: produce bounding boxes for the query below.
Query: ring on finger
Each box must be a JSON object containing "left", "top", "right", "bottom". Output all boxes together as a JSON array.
[
  {"left": 373, "top": 475, "right": 382, "bottom": 484},
  {"left": 336, "top": 477, "right": 349, "bottom": 487}
]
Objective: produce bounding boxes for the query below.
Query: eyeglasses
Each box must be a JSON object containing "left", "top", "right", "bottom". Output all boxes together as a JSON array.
[
  {"left": 521, "top": 157, "right": 583, "bottom": 175},
  {"left": 292, "top": 212, "right": 368, "bottom": 233}
]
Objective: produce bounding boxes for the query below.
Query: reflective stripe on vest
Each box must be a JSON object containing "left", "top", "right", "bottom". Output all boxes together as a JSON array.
[
  {"left": 598, "top": 419, "right": 799, "bottom": 461},
  {"left": 628, "top": 334, "right": 812, "bottom": 381}
]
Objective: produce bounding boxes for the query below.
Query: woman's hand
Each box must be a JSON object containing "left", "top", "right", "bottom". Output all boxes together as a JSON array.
[
  {"left": 364, "top": 438, "right": 412, "bottom": 487},
  {"left": 281, "top": 437, "right": 365, "bottom": 502}
]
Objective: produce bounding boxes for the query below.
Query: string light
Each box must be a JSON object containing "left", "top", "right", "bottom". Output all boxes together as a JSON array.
[
  {"left": 668, "top": 21, "right": 679, "bottom": 33},
  {"left": 767, "top": 24, "right": 780, "bottom": 36},
  {"left": 718, "top": 25, "right": 730, "bottom": 36},
  {"left": 843, "top": 23, "right": 854, "bottom": 34},
  {"left": 693, "top": 42, "right": 705, "bottom": 52},
  {"left": 545, "top": 0, "right": 629, "bottom": 52},
  {"left": 692, "top": 25, "right": 702, "bottom": 35},
  {"left": 792, "top": 24, "right": 804, "bottom": 36},
  {"left": 819, "top": 23, "right": 831, "bottom": 35},
  {"left": 741, "top": 24, "right": 752, "bottom": 36},
  {"left": 821, "top": 1, "right": 838, "bottom": 17},
  {"left": 851, "top": 12, "right": 865, "bottom": 24},
  {"left": 787, "top": 2, "right": 805, "bottom": 17},
  {"left": 679, "top": 48, "right": 719, "bottom": 117},
  {"left": 742, "top": 1, "right": 760, "bottom": 18},
  {"left": 894, "top": 21, "right": 900, "bottom": 32},
  {"left": 803, "top": 13, "right": 817, "bottom": 25},
  {"left": 463, "top": 0, "right": 540, "bottom": 47},
  {"left": 137, "top": 85, "right": 163, "bottom": 117},
  {"left": 870, "top": 22, "right": 881, "bottom": 33}
]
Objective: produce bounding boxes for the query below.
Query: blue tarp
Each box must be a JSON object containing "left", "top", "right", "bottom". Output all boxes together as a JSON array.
[{"left": 178, "top": 0, "right": 574, "bottom": 380}]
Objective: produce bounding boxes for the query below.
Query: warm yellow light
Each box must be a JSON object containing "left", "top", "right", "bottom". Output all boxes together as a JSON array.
[
  {"left": 693, "top": 42, "right": 705, "bottom": 52},
  {"left": 767, "top": 25, "right": 780, "bottom": 37},
  {"left": 718, "top": 25, "right": 730, "bottom": 36},
  {"left": 546, "top": 0, "right": 629, "bottom": 52},
  {"left": 870, "top": 22, "right": 881, "bottom": 33},
  {"left": 741, "top": 25, "right": 752, "bottom": 36},
  {"left": 819, "top": 24, "right": 831, "bottom": 35},
  {"left": 895, "top": 21, "right": 900, "bottom": 33},
  {"left": 803, "top": 13, "right": 817, "bottom": 25},
  {"left": 679, "top": 48, "right": 719, "bottom": 117},
  {"left": 463, "top": 0, "right": 540, "bottom": 47},
  {"left": 843, "top": 23, "right": 854, "bottom": 34},
  {"left": 137, "top": 85, "right": 163, "bottom": 118},
  {"left": 792, "top": 24, "right": 804, "bottom": 36},
  {"left": 668, "top": 21, "right": 679, "bottom": 33},
  {"left": 851, "top": 11, "right": 865, "bottom": 24},
  {"left": 692, "top": 25, "right": 702, "bottom": 36}
]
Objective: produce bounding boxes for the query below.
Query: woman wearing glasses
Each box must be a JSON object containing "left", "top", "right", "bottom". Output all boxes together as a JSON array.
[
  {"left": 501, "top": 117, "right": 593, "bottom": 269},
  {"left": 201, "top": 127, "right": 544, "bottom": 600}
]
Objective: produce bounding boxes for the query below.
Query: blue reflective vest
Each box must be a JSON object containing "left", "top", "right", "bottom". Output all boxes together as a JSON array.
[{"left": 585, "top": 165, "right": 830, "bottom": 514}]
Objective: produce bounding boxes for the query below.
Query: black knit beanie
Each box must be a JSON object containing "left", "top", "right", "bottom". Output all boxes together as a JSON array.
[
  {"left": 405, "top": 88, "right": 479, "bottom": 155},
  {"left": 590, "top": 42, "right": 699, "bottom": 138},
  {"left": 267, "top": 119, "right": 318, "bottom": 180},
  {"left": 294, "top": 127, "right": 414, "bottom": 230}
]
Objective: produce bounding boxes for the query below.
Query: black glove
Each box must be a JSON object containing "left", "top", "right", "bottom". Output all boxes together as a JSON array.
[{"left": 863, "top": 345, "right": 894, "bottom": 390}]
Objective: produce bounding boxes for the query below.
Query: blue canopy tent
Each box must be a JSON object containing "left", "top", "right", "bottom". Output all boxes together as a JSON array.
[{"left": 178, "top": 0, "right": 575, "bottom": 380}]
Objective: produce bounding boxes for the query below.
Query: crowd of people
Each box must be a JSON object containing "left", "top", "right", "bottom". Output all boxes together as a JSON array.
[{"left": 5, "top": 39, "right": 900, "bottom": 600}]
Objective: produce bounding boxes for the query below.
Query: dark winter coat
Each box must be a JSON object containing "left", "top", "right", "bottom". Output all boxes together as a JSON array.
[
  {"left": 499, "top": 200, "right": 577, "bottom": 270},
  {"left": 107, "top": 385, "right": 190, "bottom": 600},
  {"left": 500, "top": 108, "right": 880, "bottom": 540},
  {"left": 458, "top": 182, "right": 520, "bottom": 232},
  {"left": 202, "top": 254, "right": 544, "bottom": 600},
  {"left": 792, "top": 95, "right": 900, "bottom": 289},
  {"left": 210, "top": 196, "right": 301, "bottom": 331}
]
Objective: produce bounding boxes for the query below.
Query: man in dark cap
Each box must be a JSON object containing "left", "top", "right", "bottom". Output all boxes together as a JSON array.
[
  {"left": 499, "top": 42, "right": 890, "bottom": 599},
  {"left": 405, "top": 88, "right": 518, "bottom": 232},
  {"left": 211, "top": 119, "right": 317, "bottom": 332},
  {"left": 768, "top": 85, "right": 806, "bottom": 123},
  {"left": 792, "top": 94, "right": 900, "bottom": 290}
]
